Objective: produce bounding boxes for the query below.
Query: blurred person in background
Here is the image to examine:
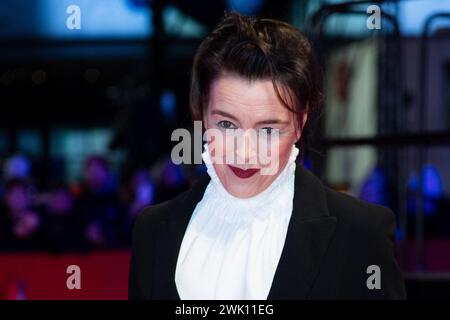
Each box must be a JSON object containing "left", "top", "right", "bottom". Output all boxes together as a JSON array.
[
  {"left": 40, "top": 183, "right": 84, "bottom": 252},
  {"left": 3, "top": 154, "right": 32, "bottom": 181},
  {"left": 358, "top": 167, "right": 388, "bottom": 207},
  {"left": 75, "top": 156, "right": 127, "bottom": 250},
  {"left": 127, "top": 169, "right": 155, "bottom": 219},
  {"left": 407, "top": 165, "right": 449, "bottom": 237},
  {"left": 0, "top": 179, "right": 43, "bottom": 251},
  {"left": 120, "top": 169, "right": 156, "bottom": 245},
  {"left": 0, "top": 154, "right": 32, "bottom": 200},
  {"left": 153, "top": 158, "right": 190, "bottom": 203}
]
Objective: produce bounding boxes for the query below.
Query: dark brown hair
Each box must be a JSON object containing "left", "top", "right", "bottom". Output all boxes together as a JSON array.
[{"left": 190, "top": 11, "right": 322, "bottom": 132}]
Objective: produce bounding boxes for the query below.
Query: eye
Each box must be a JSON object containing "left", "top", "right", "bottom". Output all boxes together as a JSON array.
[
  {"left": 217, "top": 120, "right": 237, "bottom": 130},
  {"left": 259, "top": 127, "right": 274, "bottom": 135}
]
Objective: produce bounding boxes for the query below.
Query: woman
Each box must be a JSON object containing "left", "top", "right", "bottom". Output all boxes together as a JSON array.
[{"left": 129, "top": 12, "right": 406, "bottom": 300}]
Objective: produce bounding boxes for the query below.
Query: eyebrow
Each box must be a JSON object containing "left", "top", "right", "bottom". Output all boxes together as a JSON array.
[
  {"left": 211, "top": 110, "right": 289, "bottom": 126},
  {"left": 211, "top": 110, "right": 240, "bottom": 123}
]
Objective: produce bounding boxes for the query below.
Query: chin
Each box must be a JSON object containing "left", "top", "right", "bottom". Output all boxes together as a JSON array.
[
  {"left": 226, "top": 186, "right": 258, "bottom": 199},
  {"left": 215, "top": 163, "right": 281, "bottom": 198},
  {"left": 223, "top": 174, "right": 265, "bottom": 198}
]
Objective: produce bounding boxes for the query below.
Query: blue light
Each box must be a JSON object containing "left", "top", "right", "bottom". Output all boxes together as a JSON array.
[
  {"left": 398, "top": 0, "right": 450, "bottom": 35},
  {"left": 407, "top": 165, "right": 443, "bottom": 216},
  {"left": 422, "top": 164, "right": 443, "bottom": 198},
  {"left": 227, "top": 0, "right": 266, "bottom": 15},
  {"left": 39, "top": 0, "right": 152, "bottom": 39},
  {"left": 160, "top": 90, "right": 177, "bottom": 121},
  {"left": 359, "top": 167, "right": 387, "bottom": 206}
]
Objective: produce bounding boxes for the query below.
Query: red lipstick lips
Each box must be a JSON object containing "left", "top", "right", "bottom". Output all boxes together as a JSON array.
[{"left": 228, "top": 165, "right": 260, "bottom": 179}]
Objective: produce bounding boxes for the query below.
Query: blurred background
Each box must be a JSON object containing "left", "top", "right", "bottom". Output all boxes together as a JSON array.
[{"left": 0, "top": 0, "right": 449, "bottom": 299}]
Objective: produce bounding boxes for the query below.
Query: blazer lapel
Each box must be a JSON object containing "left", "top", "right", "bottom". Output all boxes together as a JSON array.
[{"left": 267, "top": 166, "right": 337, "bottom": 300}]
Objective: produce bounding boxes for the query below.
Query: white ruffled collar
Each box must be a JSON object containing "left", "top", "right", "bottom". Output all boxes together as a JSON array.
[{"left": 201, "top": 143, "right": 299, "bottom": 212}]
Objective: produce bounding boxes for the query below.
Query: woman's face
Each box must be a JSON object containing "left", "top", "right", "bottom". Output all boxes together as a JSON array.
[{"left": 203, "top": 73, "right": 307, "bottom": 198}]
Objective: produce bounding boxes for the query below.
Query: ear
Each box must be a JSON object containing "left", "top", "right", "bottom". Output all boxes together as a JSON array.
[{"left": 295, "top": 112, "right": 308, "bottom": 142}]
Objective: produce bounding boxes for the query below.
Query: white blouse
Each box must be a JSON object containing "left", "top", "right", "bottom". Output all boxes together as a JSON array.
[{"left": 175, "top": 143, "right": 299, "bottom": 300}]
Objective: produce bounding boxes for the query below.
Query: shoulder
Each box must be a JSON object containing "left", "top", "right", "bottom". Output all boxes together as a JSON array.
[
  {"left": 321, "top": 186, "right": 406, "bottom": 299},
  {"left": 322, "top": 187, "right": 399, "bottom": 282},
  {"left": 132, "top": 173, "right": 210, "bottom": 242},
  {"left": 324, "top": 186, "right": 396, "bottom": 240},
  {"left": 132, "top": 189, "right": 190, "bottom": 238},
  {"left": 317, "top": 188, "right": 406, "bottom": 299}
]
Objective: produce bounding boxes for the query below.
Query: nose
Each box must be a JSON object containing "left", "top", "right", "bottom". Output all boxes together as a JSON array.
[{"left": 235, "top": 129, "right": 258, "bottom": 167}]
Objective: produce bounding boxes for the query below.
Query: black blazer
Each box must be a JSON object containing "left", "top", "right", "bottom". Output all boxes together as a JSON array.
[{"left": 129, "top": 165, "right": 407, "bottom": 299}]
